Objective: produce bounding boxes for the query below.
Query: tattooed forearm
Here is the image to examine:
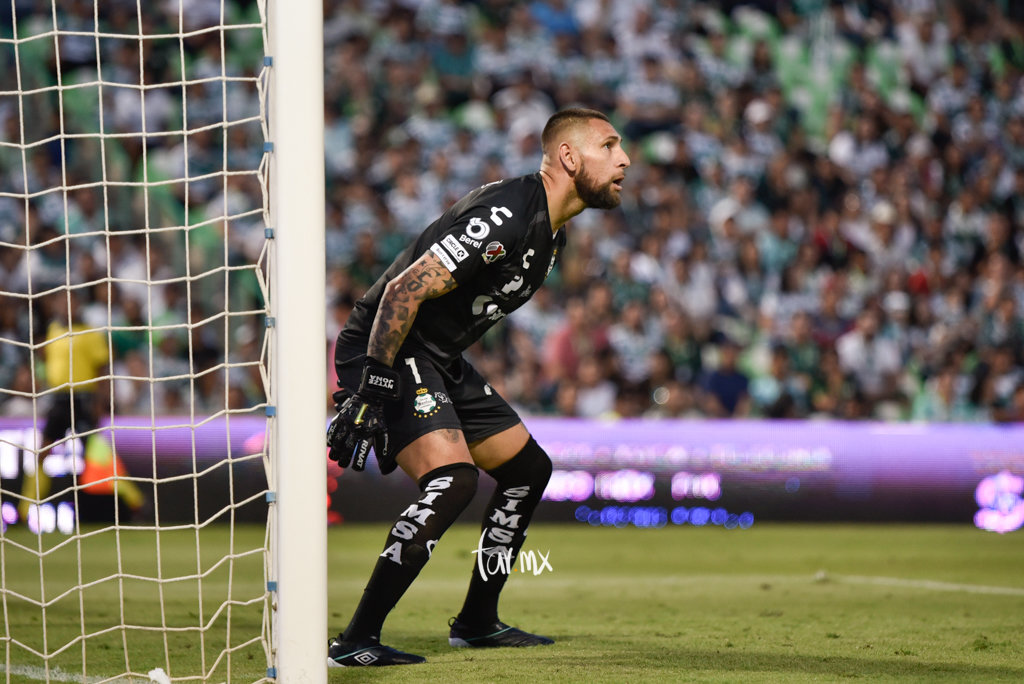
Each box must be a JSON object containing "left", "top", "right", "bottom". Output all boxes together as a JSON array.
[{"left": 367, "top": 251, "right": 458, "bottom": 365}]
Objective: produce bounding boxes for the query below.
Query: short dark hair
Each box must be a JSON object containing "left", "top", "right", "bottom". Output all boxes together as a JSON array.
[{"left": 541, "top": 108, "right": 610, "bottom": 151}]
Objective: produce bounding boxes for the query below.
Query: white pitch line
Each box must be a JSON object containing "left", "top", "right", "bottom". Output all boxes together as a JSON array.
[
  {"left": 360, "top": 572, "right": 1024, "bottom": 597},
  {"left": 0, "top": 664, "right": 104, "bottom": 683},
  {"left": 835, "top": 574, "right": 1024, "bottom": 596},
  {"left": 0, "top": 664, "right": 141, "bottom": 683}
]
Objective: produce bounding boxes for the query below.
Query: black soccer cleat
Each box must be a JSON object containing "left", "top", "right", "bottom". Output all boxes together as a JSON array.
[
  {"left": 448, "top": 617, "right": 554, "bottom": 648},
  {"left": 326, "top": 635, "right": 425, "bottom": 667}
]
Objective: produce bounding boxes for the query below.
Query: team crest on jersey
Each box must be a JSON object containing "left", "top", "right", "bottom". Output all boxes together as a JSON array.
[
  {"left": 413, "top": 387, "right": 440, "bottom": 417},
  {"left": 412, "top": 388, "right": 450, "bottom": 417},
  {"left": 483, "top": 241, "right": 506, "bottom": 264}
]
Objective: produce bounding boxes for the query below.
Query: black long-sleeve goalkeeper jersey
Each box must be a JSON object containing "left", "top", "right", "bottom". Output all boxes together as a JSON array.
[{"left": 338, "top": 173, "right": 565, "bottom": 363}]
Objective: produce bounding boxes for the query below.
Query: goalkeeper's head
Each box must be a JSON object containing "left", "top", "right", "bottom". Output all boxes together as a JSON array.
[{"left": 540, "top": 107, "right": 630, "bottom": 211}]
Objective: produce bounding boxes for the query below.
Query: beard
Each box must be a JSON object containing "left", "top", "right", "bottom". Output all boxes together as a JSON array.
[{"left": 574, "top": 162, "right": 621, "bottom": 209}]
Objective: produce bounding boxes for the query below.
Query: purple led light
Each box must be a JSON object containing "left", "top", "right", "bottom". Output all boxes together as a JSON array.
[
  {"left": 542, "top": 470, "right": 594, "bottom": 502},
  {"left": 1, "top": 502, "right": 17, "bottom": 525},
  {"left": 593, "top": 470, "right": 655, "bottom": 502},
  {"left": 974, "top": 471, "right": 1024, "bottom": 534},
  {"left": 670, "top": 472, "right": 722, "bottom": 501}
]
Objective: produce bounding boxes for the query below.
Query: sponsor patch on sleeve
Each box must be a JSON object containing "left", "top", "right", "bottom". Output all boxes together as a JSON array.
[
  {"left": 430, "top": 242, "right": 458, "bottom": 272},
  {"left": 441, "top": 234, "right": 469, "bottom": 262}
]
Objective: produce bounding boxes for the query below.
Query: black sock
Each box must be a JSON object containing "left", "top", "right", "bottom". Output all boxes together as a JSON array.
[
  {"left": 457, "top": 437, "right": 552, "bottom": 628},
  {"left": 342, "top": 462, "right": 478, "bottom": 642}
]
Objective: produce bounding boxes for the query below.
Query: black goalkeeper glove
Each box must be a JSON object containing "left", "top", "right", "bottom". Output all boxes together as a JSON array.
[{"left": 327, "top": 358, "right": 400, "bottom": 472}]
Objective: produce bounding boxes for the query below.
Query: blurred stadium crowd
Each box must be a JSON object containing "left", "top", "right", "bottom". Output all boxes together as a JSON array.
[
  {"left": 0, "top": 0, "right": 267, "bottom": 417},
  {"left": 3, "top": 0, "right": 1024, "bottom": 424},
  {"left": 324, "top": 0, "right": 1024, "bottom": 424}
]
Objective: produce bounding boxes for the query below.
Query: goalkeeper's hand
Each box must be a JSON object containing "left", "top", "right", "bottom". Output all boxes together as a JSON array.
[{"left": 327, "top": 358, "right": 400, "bottom": 472}]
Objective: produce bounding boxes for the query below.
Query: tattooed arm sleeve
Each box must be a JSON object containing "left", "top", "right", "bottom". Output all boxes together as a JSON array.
[{"left": 366, "top": 250, "right": 458, "bottom": 366}]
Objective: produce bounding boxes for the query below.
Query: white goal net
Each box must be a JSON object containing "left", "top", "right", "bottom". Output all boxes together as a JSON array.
[{"left": 0, "top": 0, "right": 324, "bottom": 681}]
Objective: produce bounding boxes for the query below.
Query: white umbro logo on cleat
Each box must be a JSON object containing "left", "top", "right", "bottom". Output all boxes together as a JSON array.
[{"left": 353, "top": 651, "right": 379, "bottom": 665}]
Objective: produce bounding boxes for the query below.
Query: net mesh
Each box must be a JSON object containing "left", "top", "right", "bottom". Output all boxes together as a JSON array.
[{"left": 0, "top": 1, "right": 273, "bottom": 681}]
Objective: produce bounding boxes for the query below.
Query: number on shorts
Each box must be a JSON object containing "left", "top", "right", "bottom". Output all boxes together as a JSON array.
[{"left": 404, "top": 357, "right": 422, "bottom": 384}]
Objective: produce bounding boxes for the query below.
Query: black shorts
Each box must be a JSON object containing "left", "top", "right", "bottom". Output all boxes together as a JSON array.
[{"left": 335, "top": 343, "right": 521, "bottom": 464}]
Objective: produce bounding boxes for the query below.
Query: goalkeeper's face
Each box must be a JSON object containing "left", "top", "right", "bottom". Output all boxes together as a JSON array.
[{"left": 573, "top": 120, "right": 630, "bottom": 210}]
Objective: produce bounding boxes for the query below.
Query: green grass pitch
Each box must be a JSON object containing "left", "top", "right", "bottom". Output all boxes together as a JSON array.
[
  {"left": 2, "top": 523, "right": 1022, "bottom": 682},
  {"left": 329, "top": 523, "right": 1024, "bottom": 684}
]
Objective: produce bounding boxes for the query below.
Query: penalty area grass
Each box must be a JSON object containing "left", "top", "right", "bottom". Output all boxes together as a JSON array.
[
  {"left": 0, "top": 524, "right": 268, "bottom": 683},
  {"left": 2, "top": 523, "right": 1021, "bottom": 682},
  {"left": 327, "top": 523, "right": 1024, "bottom": 683}
]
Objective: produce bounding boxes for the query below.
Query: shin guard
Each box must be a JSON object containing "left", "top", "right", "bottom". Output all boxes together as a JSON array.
[
  {"left": 457, "top": 437, "right": 552, "bottom": 627},
  {"left": 343, "top": 462, "right": 478, "bottom": 641}
]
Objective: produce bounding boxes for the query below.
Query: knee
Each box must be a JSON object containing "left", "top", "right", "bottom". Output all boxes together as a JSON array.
[
  {"left": 490, "top": 437, "right": 552, "bottom": 490},
  {"left": 523, "top": 437, "right": 553, "bottom": 489},
  {"left": 418, "top": 462, "right": 479, "bottom": 510}
]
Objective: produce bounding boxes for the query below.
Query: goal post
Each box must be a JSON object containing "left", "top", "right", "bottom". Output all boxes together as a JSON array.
[{"left": 266, "top": 0, "right": 328, "bottom": 679}]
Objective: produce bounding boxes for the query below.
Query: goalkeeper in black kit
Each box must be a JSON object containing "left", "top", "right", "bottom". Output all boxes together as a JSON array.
[{"left": 326, "top": 108, "right": 631, "bottom": 667}]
